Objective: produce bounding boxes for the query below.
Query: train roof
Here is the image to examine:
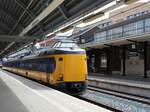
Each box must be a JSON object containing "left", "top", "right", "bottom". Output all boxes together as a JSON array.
[{"left": 3, "top": 39, "right": 85, "bottom": 62}]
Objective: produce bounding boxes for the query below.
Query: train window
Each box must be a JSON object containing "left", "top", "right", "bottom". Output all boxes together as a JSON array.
[
  {"left": 6, "top": 58, "right": 56, "bottom": 73},
  {"left": 37, "top": 58, "right": 56, "bottom": 73},
  {"left": 53, "top": 42, "right": 61, "bottom": 48},
  {"left": 60, "top": 43, "right": 78, "bottom": 48},
  {"left": 31, "top": 63, "right": 40, "bottom": 71},
  {"left": 40, "top": 63, "right": 47, "bottom": 72}
]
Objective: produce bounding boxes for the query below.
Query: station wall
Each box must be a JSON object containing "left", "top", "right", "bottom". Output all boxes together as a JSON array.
[{"left": 87, "top": 43, "right": 150, "bottom": 76}]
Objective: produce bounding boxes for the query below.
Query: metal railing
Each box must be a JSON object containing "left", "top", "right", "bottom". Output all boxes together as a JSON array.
[{"left": 79, "top": 19, "right": 150, "bottom": 48}]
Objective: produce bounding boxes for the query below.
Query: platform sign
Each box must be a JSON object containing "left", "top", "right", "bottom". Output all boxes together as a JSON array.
[
  {"left": 101, "top": 55, "right": 107, "bottom": 68},
  {"left": 128, "top": 52, "right": 139, "bottom": 60}
]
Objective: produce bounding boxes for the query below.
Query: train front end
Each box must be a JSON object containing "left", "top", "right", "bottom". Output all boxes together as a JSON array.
[
  {"left": 64, "top": 50, "right": 87, "bottom": 94},
  {"left": 50, "top": 41, "right": 88, "bottom": 95}
]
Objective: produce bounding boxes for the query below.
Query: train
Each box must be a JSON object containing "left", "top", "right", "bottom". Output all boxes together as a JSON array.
[{"left": 2, "top": 39, "right": 88, "bottom": 95}]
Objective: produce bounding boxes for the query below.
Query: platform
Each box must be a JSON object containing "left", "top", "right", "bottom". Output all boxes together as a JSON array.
[
  {"left": 0, "top": 70, "right": 111, "bottom": 112},
  {"left": 88, "top": 73, "right": 150, "bottom": 98}
]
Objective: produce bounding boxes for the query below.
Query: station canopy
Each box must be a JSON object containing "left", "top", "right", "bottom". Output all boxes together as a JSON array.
[{"left": 0, "top": 0, "right": 115, "bottom": 57}]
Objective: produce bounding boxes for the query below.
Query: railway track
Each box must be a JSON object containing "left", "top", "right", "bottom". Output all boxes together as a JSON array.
[
  {"left": 88, "top": 85, "right": 150, "bottom": 105},
  {"left": 77, "top": 85, "right": 150, "bottom": 112},
  {"left": 76, "top": 95, "right": 122, "bottom": 112}
]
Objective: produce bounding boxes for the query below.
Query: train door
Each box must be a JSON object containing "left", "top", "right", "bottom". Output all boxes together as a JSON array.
[
  {"left": 46, "top": 58, "right": 56, "bottom": 83},
  {"left": 39, "top": 59, "right": 50, "bottom": 83},
  {"left": 57, "top": 57, "right": 64, "bottom": 81},
  {"left": 46, "top": 60, "right": 51, "bottom": 83},
  {"left": 46, "top": 71, "right": 50, "bottom": 83}
]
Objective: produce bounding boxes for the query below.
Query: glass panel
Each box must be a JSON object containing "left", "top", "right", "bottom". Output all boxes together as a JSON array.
[
  {"left": 60, "top": 43, "right": 79, "bottom": 48},
  {"left": 145, "top": 18, "right": 150, "bottom": 33},
  {"left": 123, "top": 22, "right": 136, "bottom": 37},
  {"left": 111, "top": 27, "right": 123, "bottom": 39},
  {"left": 107, "top": 30, "right": 112, "bottom": 40},
  {"left": 94, "top": 31, "right": 106, "bottom": 42},
  {"left": 136, "top": 20, "right": 144, "bottom": 34}
]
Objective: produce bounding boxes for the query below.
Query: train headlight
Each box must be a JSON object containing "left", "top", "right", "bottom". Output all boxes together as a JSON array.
[{"left": 58, "top": 74, "right": 63, "bottom": 81}]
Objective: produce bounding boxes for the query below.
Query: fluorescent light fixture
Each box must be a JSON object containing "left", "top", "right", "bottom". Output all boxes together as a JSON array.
[
  {"left": 56, "top": 29, "right": 74, "bottom": 36},
  {"left": 137, "top": 0, "right": 150, "bottom": 2},
  {"left": 20, "top": 0, "right": 64, "bottom": 36},
  {"left": 45, "top": 0, "right": 120, "bottom": 37},
  {"left": 76, "top": 4, "right": 127, "bottom": 27},
  {"left": 76, "top": 13, "right": 109, "bottom": 27},
  {"left": 94, "top": 1, "right": 117, "bottom": 14},
  {"left": 46, "top": 32, "right": 55, "bottom": 37}
]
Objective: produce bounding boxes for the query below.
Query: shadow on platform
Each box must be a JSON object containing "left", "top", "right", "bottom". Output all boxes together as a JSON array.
[
  {"left": 0, "top": 78, "right": 29, "bottom": 112},
  {"left": 1, "top": 70, "right": 53, "bottom": 91}
]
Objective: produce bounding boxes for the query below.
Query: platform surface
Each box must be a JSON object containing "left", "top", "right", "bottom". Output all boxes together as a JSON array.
[
  {"left": 88, "top": 74, "right": 150, "bottom": 89},
  {"left": 88, "top": 74, "right": 150, "bottom": 99},
  {"left": 0, "top": 70, "right": 111, "bottom": 112}
]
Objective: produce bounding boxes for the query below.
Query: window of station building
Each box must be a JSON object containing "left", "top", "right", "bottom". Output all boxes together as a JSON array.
[
  {"left": 107, "top": 29, "right": 112, "bottom": 40},
  {"left": 102, "top": 23, "right": 107, "bottom": 27},
  {"left": 136, "top": 20, "right": 144, "bottom": 34},
  {"left": 142, "top": 10, "right": 149, "bottom": 15},
  {"left": 98, "top": 21, "right": 112, "bottom": 29},
  {"left": 111, "top": 27, "right": 123, "bottom": 39},
  {"left": 124, "top": 22, "right": 136, "bottom": 37},
  {"left": 134, "top": 13, "right": 140, "bottom": 17},
  {"left": 127, "top": 15, "right": 134, "bottom": 20},
  {"left": 101, "top": 54, "right": 107, "bottom": 68},
  {"left": 127, "top": 10, "right": 149, "bottom": 20},
  {"left": 98, "top": 24, "right": 103, "bottom": 29},
  {"left": 107, "top": 21, "right": 112, "bottom": 26},
  {"left": 94, "top": 31, "right": 106, "bottom": 42},
  {"left": 145, "top": 18, "right": 150, "bottom": 32},
  {"left": 83, "top": 33, "right": 94, "bottom": 43}
]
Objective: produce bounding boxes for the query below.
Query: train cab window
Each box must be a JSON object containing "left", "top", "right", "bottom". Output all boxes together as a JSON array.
[
  {"left": 53, "top": 42, "right": 61, "bottom": 48},
  {"left": 60, "top": 43, "right": 79, "bottom": 48}
]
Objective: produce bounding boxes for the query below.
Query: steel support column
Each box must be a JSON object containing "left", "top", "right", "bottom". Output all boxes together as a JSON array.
[
  {"left": 58, "top": 4, "right": 70, "bottom": 20},
  {"left": 122, "top": 45, "right": 126, "bottom": 76},
  {"left": 144, "top": 42, "right": 148, "bottom": 78}
]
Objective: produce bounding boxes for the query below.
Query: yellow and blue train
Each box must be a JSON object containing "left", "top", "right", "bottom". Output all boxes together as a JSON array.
[{"left": 2, "top": 39, "right": 88, "bottom": 95}]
